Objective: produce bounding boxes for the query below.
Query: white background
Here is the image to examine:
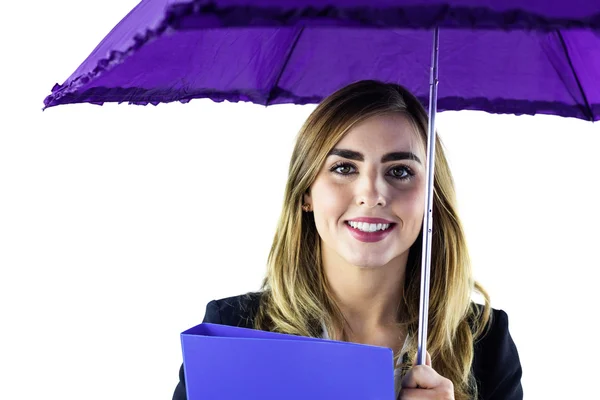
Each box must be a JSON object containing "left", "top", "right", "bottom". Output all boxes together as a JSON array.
[{"left": 1, "top": 1, "right": 599, "bottom": 399}]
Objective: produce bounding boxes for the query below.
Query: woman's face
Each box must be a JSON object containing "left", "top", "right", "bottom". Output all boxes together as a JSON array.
[{"left": 304, "top": 113, "right": 427, "bottom": 269}]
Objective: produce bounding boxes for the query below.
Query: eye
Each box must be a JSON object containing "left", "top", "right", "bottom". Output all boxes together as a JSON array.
[
  {"left": 330, "top": 162, "right": 356, "bottom": 175},
  {"left": 388, "top": 166, "right": 414, "bottom": 180}
]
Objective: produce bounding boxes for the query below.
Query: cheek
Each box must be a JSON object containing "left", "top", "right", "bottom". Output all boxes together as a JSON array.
[
  {"left": 393, "top": 189, "right": 425, "bottom": 221},
  {"left": 312, "top": 180, "right": 351, "bottom": 222}
]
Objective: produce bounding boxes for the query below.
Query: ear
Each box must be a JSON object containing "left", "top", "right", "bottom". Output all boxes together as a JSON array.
[{"left": 303, "top": 188, "right": 312, "bottom": 205}]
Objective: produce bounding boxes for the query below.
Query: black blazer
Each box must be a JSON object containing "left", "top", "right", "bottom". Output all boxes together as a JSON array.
[{"left": 172, "top": 292, "right": 523, "bottom": 400}]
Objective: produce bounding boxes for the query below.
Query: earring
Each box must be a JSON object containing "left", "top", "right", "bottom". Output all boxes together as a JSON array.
[{"left": 302, "top": 203, "right": 312, "bottom": 212}]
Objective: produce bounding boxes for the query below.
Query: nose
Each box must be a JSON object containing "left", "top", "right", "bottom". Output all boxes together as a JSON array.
[{"left": 355, "top": 169, "right": 387, "bottom": 208}]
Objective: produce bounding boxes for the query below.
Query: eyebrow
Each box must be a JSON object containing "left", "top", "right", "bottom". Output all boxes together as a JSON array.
[{"left": 327, "top": 148, "right": 422, "bottom": 164}]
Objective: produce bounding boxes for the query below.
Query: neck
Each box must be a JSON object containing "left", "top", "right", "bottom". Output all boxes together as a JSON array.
[{"left": 322, "top": 246, "right": 409, "bottom": 338}]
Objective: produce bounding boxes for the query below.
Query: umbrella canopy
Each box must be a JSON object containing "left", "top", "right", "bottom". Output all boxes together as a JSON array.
[{"left": 43, "top": 0, "right": 600, "bottom": 121}]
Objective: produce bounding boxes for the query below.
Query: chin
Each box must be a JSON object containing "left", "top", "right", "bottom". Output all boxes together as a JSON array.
[{"left": 346, "top": 255, "right": 392, "bottom": 269}]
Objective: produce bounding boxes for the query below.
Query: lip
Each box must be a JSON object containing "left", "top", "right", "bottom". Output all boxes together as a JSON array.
[
  {"left": 345, "top": 221, "right": 396, "bottom": 243},
  {"left": 346, "top": 217, "right": 395, "bottom": 224}
]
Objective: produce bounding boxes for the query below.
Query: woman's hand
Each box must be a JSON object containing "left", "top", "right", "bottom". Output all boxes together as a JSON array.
[{"left": 399, "top": 351, "right": 454, "bottom": 400}]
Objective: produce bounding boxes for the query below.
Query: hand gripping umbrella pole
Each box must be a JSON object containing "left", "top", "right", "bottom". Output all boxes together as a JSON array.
[{"left": 417, "top": 26, "right": 440, "bottom": 367}]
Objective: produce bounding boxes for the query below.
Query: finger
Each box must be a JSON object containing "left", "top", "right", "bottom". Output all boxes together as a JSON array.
[
  {"left": 401, "top": 365, "right": 442, "bottom": 389},
  {"left": 412, "top": 351, "right": 432, "bottom": 367},
  {"left": 399, "top": 387, "right": 439, "bottom": 400}
]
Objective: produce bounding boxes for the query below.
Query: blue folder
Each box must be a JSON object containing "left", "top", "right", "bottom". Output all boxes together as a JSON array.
[{"left": 181, "top": 323, "right": 395, "bottom": 400}]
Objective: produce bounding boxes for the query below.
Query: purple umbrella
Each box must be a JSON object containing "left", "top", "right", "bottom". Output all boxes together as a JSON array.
[
  {"left": 43, "top": 0, "right": 600, "bottom": 366},
  {"left": 43, "top": 0, "right": 600, "bottom": 120}
]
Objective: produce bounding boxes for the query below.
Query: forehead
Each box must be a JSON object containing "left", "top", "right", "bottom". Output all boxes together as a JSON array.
[{"left": 335, "top": 113, "right": 424, "bottom": 155}]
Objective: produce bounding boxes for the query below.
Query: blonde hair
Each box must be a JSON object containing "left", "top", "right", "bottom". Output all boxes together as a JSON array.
[{"left": 254, "top": 80, "right": 491, "bottom": 400}]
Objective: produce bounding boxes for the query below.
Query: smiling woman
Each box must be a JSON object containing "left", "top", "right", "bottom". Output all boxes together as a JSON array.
[{"left": 172, "top": 80, "right": 523, "bottom": 400}]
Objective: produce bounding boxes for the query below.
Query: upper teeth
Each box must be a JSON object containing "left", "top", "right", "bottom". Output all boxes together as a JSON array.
[{"left": 348, "top": 221, "right": 390, "bottom": 232}]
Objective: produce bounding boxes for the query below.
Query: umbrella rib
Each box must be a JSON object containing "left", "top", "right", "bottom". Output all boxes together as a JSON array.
[
  {"left": 556, "top": 30, "right": 594, "bottom": 122},
  {"left": 266, "top": 27, "right": 305, "bottom": 106}
]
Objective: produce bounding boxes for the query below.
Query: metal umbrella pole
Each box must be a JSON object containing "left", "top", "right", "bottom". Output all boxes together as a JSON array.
[{"left": 417, "top": 26, "right": 440, "bottom": 367}]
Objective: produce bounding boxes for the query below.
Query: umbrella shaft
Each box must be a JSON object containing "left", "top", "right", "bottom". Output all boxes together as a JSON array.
[{"left": 417, "top": 26, "right": 439, "bottom": 367}]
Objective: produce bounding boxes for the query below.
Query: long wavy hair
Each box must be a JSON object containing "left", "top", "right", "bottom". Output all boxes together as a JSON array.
[{"left": 254, "top": 80, "right": 492, "bottom": 400}]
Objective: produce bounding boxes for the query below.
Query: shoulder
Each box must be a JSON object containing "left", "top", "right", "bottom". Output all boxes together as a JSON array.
[
  {"left": 202, "top": 291, "right": 263, "bottom": 329},
  {"left": 172, "top": 293, "right": 263, "bottom": 400},
  {"left": 471, "top": 303, "right": 518, "bottom": 358},
  {"left": 470, "top": 303, "right": 523, "bottom": 400}
]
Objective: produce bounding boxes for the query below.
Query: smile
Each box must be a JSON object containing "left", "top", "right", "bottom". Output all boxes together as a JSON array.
[
  {"left": 347, "top": 221, "right": 391, "bottom": 232},
  {"left": 345, "top": 221, "right": 396, "bottom": 243}
]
